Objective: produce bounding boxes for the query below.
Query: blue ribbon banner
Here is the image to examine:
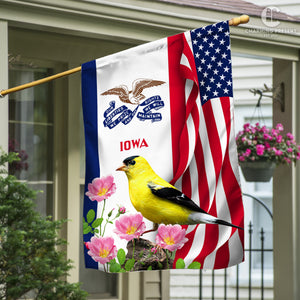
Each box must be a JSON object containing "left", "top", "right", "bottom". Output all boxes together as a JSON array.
[{"left": 103, "top": 95, "right": 164, "bottom": 129}]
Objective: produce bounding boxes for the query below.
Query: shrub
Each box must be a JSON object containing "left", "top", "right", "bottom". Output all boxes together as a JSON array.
[{"left": 0, "top": 150, "right": 87, "bottom": 300}]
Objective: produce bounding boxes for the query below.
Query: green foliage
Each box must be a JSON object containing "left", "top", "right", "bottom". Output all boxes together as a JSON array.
[
  {"left": 0, "top": 150, "right": 87, "bottom": 300},
  {"left": 175, "top": 258, "right": 201, "bottom": 269}
]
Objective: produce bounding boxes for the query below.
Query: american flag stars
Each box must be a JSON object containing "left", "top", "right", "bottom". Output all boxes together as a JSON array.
[{"left": 191, "top": 21, "right": 233, "bottom": 105}]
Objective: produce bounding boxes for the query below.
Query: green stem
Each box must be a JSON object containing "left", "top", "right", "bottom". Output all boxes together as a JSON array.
[
  {"left": 99, "top": 199, "right": 106, "bottom": 236},
  {"left": 102, "top": 219, "right": 109, "bottom": 237},
  {"left": 132, "top": 239, "right": 135, "bottom": 260},
  {"left": 165, "top": 250, "right": 171, "bottom": 269}
]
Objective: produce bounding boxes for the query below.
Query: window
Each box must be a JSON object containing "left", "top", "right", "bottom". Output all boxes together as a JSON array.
[{"left": 8, "top": 61, "right": 54, "bottom": 217}]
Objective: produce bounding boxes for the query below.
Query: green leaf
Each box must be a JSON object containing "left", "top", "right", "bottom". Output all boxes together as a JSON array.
[
  {"left": 92, "top": 218, "right": 103, "bottom": 228},
  {"left": 109, "top": 262, "right": 121, "bottom": 273},
  {"left": 147, "top": 265, "right": 152, "bottom": 271},
  {"left": 125, "top": 258, "right": 135, "bottom": 272},
  {"left": 188, "top": 261, "right": 201, "bottom": 269},
  {"left": 119, "top": 268, "right": 126, "bottom": 273},
  {"left": 175, "top": 258, "right": 185, "bottom": 269},
  {"left": 86, "top": 209, "right": 95, "bottom": 223},
  {"left": 117, "top": 248, "right": 126, "bottom": 265},
  {"left": 83, "top": 222, "right": 89, "bottom": 229},
  {"left": 157, "top": 261, "right": 163, "bottom": 269},
  {"left": 83, "top": 226, "right": 92, "bottom": 234}
]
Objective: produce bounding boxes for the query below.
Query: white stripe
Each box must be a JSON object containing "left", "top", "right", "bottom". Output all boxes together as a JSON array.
[
  {"left": 203, "top": 249, "right": 216, "bottom": 269},
  {"left": 210, "top": 97, "right": 227, "bottom": 163},
  {"left": 180, "top": 53, "right": 191, "bottom": 69},
  {"left": 190, "top": 155, "right": 200, "bottom": 205},
  {"left": 203, "top": 172, "right": 232, "bottom": 268},
  {"left": 228, "top": 230, "right": 244, "bottom": 267},
  {"left": 183, "top": 225, "right": 206, "bottom": 267},
  {"left": 199, "top": 106, "right": 215, "bottom": 210}
]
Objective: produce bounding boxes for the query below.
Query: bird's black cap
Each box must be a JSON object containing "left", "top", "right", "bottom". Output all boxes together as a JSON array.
[{"left": 123, "top": 156, "right": 139, "bottom": 166}]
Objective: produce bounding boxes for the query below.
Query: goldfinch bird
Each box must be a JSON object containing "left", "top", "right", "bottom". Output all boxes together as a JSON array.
[{"left": 116, "top": 155, "right": 243, "bottom": 230}]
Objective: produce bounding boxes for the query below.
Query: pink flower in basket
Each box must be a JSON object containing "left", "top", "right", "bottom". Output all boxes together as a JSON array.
[
  {"left": 86, "top": 236, "right": 117, "bottom": 264},
  {"left": 155, "top": 224, "right": 188, "bottom": 252},
  {"left": 114, "top": 213, "right": 146, "bottom": 241}
]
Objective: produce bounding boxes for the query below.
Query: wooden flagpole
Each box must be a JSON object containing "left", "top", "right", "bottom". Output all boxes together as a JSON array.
[{"left": 0, "top": 15, "right": 249, "bottom": 98}]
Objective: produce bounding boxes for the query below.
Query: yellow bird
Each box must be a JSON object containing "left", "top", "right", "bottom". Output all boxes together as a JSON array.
[{"left": 116, "top": 155, "right": 243, "bottom": 231}]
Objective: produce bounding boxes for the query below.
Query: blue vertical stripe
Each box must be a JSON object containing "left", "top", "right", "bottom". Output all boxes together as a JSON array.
[{"left": 81, "top": 60, "right": 99, "bottom": 269}]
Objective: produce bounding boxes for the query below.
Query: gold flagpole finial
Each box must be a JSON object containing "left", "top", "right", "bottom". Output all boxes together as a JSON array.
[{"left": 229, "top": 15, "right": 250, "bottom": 26}]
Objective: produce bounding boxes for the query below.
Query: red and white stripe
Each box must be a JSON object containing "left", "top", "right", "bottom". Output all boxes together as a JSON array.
[{"left": 169, "top": 30, "right": 244, "bottom": 269}]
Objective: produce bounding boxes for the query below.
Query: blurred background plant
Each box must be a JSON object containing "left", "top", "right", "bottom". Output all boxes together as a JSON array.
[{"left": 0, "top": 149, "right": 87, "bottom": 300}]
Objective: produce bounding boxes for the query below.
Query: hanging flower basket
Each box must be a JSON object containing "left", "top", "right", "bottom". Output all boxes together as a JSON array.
[
  {"left": 239, "top": 161, "right": 276, "bottom": 182},
  {"left": 236, "top": 123, "right": 300, "bottom": 182}
]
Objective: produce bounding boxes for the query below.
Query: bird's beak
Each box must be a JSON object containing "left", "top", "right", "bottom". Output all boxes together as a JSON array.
[{"left": 116, "top": 163, "right": 128, "bottom": 172}]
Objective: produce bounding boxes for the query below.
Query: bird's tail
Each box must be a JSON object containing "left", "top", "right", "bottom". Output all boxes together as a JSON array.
[
  {"left": 214, "top": 219, "right": 243, "bottom": 230},
  {"left": 188, "top": 212, "right": 243, "bottom": 230}
]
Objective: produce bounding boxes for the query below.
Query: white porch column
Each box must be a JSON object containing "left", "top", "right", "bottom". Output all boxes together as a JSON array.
[
  {"left": 273, "top": 58, "right": 300, "bottom": 300},
  {"left": 0, "top": 21, "right": 8, "bottom": 152}
]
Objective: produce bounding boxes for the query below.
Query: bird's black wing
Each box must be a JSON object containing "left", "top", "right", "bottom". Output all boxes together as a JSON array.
[{"left": 148, "top": 182, "right": 208, "bottom": 215}]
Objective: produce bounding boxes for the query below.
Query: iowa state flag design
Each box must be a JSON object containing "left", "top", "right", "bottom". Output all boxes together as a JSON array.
[{"left": 81, "top": 20, "right": 244, "bottom": 272}]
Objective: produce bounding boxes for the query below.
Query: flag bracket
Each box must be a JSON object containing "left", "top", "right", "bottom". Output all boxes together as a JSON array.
[{"left": 250, "top": 82, "right": 285, "bottom": 113}]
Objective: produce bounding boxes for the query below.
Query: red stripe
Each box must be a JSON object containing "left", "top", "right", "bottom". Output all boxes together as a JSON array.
[
  {"left": 195, "top": 135, "right": 210, "bottom": 211},
  {"left": 171, "top": 33, "right": 200, "bottom": 184},
  {"left": 168, "top": 33, "right": 187, "bottom": 181}
]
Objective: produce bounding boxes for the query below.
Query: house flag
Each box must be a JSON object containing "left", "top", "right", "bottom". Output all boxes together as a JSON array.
[{"left": 81, "top": 20, "right": 244, "bottom": 272}]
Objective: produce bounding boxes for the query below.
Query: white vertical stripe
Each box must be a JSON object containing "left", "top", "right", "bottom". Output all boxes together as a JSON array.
[
  {"left": 228, "top": 230, "right": 244, "bottom": 267},
  {"left": 210, "top": 97, "right": 227, "bottom": 163},
  {"left": 203, "top": 173, "right": 233, "bottom": 268},
  {"left": 180, "top": 53, "right": 191, "bottom": 70},
  {"left": 183, "top": 225, "right": 206, "bottom": 267},
  {"left": 199, "top": 106, "right": 215, "bottom": 210}
]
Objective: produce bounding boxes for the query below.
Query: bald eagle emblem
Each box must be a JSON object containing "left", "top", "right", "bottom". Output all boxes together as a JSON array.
[{"left": 101, "top": 78, "right": 165, "bottom": 105}]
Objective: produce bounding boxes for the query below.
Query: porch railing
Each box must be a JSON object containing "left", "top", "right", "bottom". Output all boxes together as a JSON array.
[{"left": 198, "top": 222, "right": 273, "bottom": 300}]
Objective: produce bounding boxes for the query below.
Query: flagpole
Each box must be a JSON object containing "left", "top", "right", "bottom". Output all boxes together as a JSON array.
[
  {"left": 0, "top": 66, "right": 82, "bottom": 97},
  {"left": 0, "top": 15, "right": 249, "bottom": 98}
]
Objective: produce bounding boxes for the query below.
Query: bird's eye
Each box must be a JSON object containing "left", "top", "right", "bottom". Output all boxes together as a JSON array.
[{"left": 129, "top": 160, "right": 136, "bottom": 165}]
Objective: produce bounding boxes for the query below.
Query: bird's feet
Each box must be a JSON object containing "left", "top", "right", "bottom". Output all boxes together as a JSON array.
[{"left": 142, "top": 222, "right": 159, "bottom": 235}]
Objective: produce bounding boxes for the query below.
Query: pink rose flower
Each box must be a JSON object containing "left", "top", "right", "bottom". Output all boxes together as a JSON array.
[
  {"left": 114, "top": 213, "right": 146, "bottom": 241},
  {"left": 276, "top": 135, "right": 283, "bottom": 143},
  {"left": 271, "top": 128, "right": 278, "bottom": 137},
  {"left": 263, "top": 133, "right": 272, "bottom": 140},
  {"left": 155, "top": 224, "right": 188, "bottom": 252},
  {"left": 276, "top": 123, "right": 284, "bottom": 131},
  {"left": 287, "top": 132, "right": 294, "bottom": 140},
  {"left": 239, "top": 156, "right": 245, "bottom": 162},
  {"left": 86, "top": 175, "right": 116, "bottom": 202},
  {"left": 244, "top": 149, "right": 251, "bottom": 157},
  {"left": 243, "top": 123, "right": 250, "bottom": 130},
  {"left": 86, "top": 236, "right": 117, "bottom": 264},
  {"left": 256, "top": 144, "right": 265, "bottom": 156}
]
